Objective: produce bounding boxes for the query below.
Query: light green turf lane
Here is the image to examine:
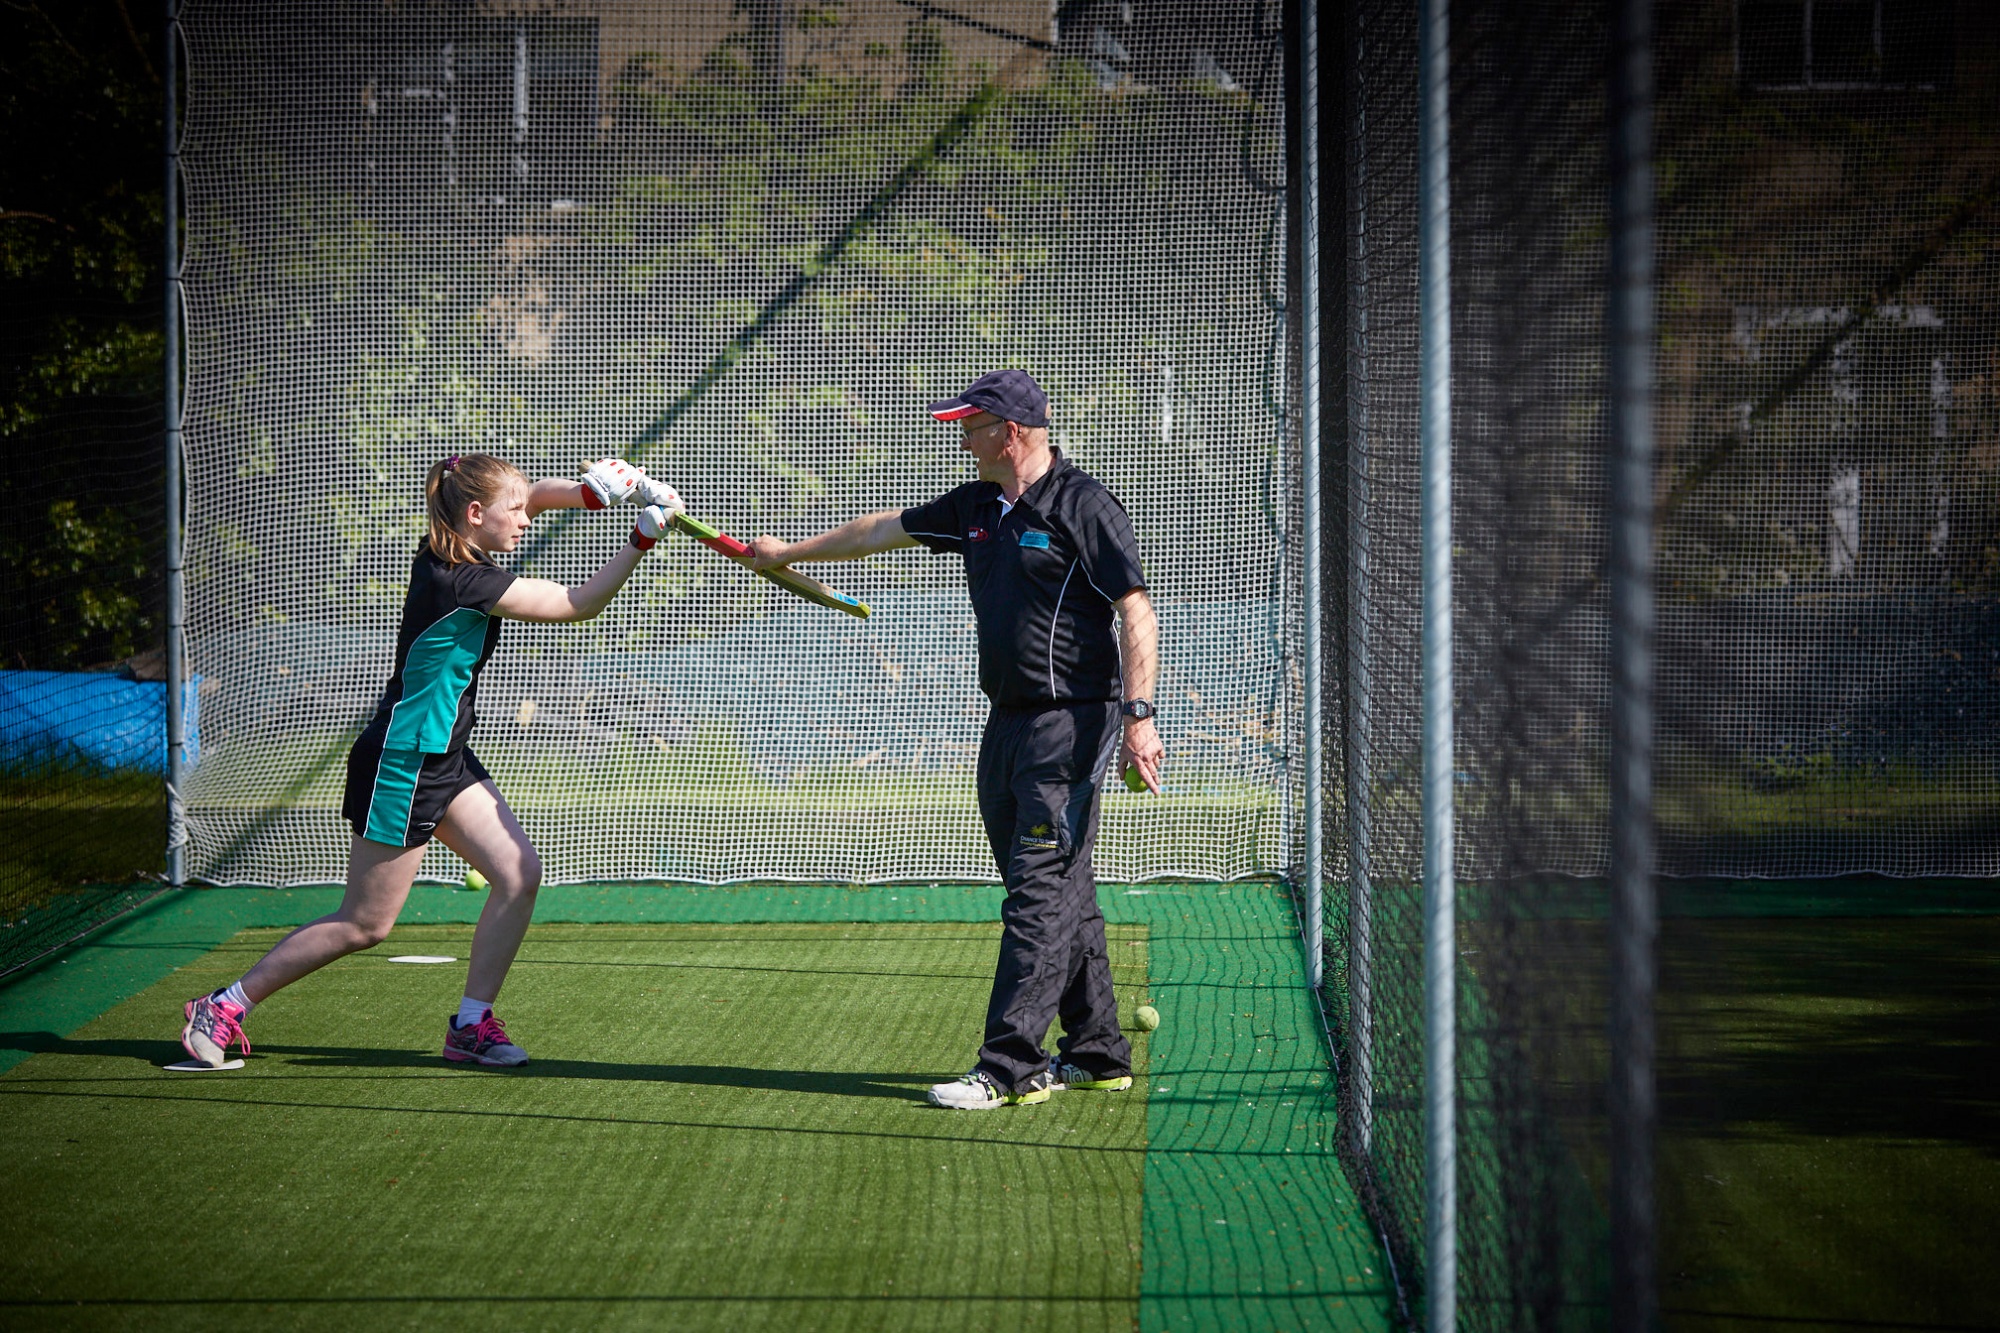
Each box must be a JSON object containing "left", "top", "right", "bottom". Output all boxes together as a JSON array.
[
  {"left": 0, "top": 883, "right": 1015, "bottom": 1070},
  {"left": 0, "top": 883, "right": 1394, "bottom": 1332},
  {"left": 2, "top": 921, "right": 1149, "bottom": 1331}
]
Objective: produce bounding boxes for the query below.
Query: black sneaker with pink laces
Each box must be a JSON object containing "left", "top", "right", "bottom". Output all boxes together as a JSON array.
[{"left": 442, "top": 1009, "right": 529, "bottom": 1067}]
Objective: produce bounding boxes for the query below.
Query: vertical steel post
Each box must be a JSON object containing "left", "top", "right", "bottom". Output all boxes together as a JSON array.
[
  {"left": 1299, "top": 0, "right": 1326, "bottom": 993},
  {"left": 164, "top": 0, "right": 187, "bottom": 888},
  {"left": 1606, "top": 0, "right": 1659, "bottom": 1325},
  {"left": 1418, "top": 0, "right": 1456, "bottom": 1327},
  {"left": 1343, "top": 0, "right": 1376, "bottom": 1163}
]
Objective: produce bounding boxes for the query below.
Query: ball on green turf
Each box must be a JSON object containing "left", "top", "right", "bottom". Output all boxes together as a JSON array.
[
  {"left": 1135, "top": 1004, "right": 1160, "bottom": 1032},
  {"left": 462, "top": 868, "right": 489, "bottom": 892}
]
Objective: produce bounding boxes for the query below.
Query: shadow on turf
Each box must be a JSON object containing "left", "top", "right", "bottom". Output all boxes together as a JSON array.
[
  {"left": 1658, "top": 917, "right": 2000, "bottom": 1149},
  {"left": 0, "top": 1031, "right": 930, "bottom": 1098}
]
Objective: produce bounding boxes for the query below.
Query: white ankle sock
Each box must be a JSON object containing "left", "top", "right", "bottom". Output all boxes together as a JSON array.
[
  {"left": 215, "top": 980, "right": 254, "bottom": 1016},
  {"left": 455, "top": 996, "right": 493, "bottom": 1029}
]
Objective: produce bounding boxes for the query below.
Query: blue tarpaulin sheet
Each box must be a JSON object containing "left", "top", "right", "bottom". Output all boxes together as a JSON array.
[{"left": 0, "top": 672, "right": 200, "bottom": 774}]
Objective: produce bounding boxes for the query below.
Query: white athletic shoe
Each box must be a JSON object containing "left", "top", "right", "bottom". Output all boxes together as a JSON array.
[{"left": 927, "top": 1067, "right": 1052, "bottom": 1110}]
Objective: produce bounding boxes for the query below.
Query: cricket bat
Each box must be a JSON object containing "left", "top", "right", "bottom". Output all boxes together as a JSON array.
[
  {"left": 670, "top": 513, "right": 872, "bottom": 620},
  {"left": 580, "top": 463, "right": 870, "bottom": 618}
]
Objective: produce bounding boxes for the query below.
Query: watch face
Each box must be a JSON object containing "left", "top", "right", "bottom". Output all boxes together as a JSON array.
[{"left": 1123, "top": 700, "right": 1154, "bottom": 721}]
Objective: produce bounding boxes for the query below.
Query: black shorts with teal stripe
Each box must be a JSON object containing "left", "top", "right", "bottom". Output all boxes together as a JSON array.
[{"left": 342, "top": 732, "right": 490, "bottom": 848}]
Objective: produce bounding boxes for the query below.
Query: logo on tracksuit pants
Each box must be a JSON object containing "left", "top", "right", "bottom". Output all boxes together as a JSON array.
[{"left": 1019, "top": 821, "right": 1061, "bottom": 851}]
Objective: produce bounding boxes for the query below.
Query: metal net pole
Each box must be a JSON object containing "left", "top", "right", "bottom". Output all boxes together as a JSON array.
[
  {"left": 1300, "top": 0, "right": 1326, "bottom": 993},
  {"left": 1606, "top": 0, "right": 1658, "bottom": 1324},
  {"left": 1418, "top": 0, "right": 1457, "bottom": 1327},
  {"left": 1342, "top": 0, "right": 1377, "bottom": 1169},
  {"left": 164, "top": 0, "right": 187, "bottom": 888}
]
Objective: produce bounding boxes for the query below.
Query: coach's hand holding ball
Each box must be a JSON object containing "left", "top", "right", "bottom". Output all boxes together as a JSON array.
[{"left": 1121, "top": 702, "right": 1164, "bottom": 795}]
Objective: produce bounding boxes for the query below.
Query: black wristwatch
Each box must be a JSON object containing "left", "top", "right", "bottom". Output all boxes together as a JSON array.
[{"left": 1120, "top": 699, "right": 1156, "bottom": 723}]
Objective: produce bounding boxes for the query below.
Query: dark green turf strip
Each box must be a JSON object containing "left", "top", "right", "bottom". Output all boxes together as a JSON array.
[
  {"left": 1136, "top": 883, "right": 1396, "bottom": 1331},
  {"left": 1658, "top": 915, "right": 2000, "bottom": 1331},
  {"left": 0, "top": 922, "right": 1148, "bottom": 1332}
]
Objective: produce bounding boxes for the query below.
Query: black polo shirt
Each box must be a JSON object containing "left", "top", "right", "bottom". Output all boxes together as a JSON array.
[{"left": 902, "top": 450, "right": 1147, "bottom": 708}]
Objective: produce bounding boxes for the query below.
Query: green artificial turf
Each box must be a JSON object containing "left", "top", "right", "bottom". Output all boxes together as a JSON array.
[
  {"left": 1134, "top": 884, "right": 1393, "bottom": 1330},
  {"left": 0, "top": 881, "right": 1396, "bottom": 1332},
  {"left": 2, "top": 921, "right": 1149, "bottom": 1331},
  {"left": 1658, "top": 915, "right": 2000, "bottom": 1331}
]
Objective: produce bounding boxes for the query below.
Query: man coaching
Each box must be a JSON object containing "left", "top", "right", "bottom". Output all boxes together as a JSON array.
[{"left": 748, "top": 369, "right": 1163, "bottom": 1110}]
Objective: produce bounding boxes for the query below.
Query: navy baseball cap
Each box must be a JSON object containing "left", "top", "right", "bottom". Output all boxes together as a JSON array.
[{"left": 928, "top": 369, "right": 1049, "bottom": 428}]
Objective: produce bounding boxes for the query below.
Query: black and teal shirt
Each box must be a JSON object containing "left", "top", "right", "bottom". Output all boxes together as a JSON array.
[
  {"left": 901, "top": 451, "right": 1147, "bottom": 708},
  {"left": 359, "top": 545, "right": 517, "bottom": 754}
]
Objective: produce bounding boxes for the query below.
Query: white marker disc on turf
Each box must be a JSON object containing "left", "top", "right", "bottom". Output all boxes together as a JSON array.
[
  {"left": 388, "top": 955, "right": 456, "bottom": 964},
  {"left": 163, "top": 1059, "right": 245, "bottom": 1072}
]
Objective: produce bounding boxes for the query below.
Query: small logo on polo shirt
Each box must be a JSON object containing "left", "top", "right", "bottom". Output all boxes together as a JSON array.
[
  {"left": 1019, "top": 530, "right": 1051, "bottom": 549},
  {"left": 416, "top": 821, "right": 436, "bottom": 832},
  {"left": 968, "top": 526, "right": 990, "bottom": 543}
]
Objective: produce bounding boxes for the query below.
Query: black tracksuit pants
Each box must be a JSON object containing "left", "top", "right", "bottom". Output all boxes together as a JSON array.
[{"left": 973, "top": 701, "right": 1133, "bottom": 1091}]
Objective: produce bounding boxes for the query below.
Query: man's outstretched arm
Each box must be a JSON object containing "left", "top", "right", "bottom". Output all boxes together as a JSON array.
[{"left": 746, "top": 510, "right": 917, "bottom": 568}]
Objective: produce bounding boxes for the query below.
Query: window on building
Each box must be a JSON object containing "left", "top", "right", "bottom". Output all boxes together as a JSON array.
[
  {"left": 1738, "top": 1, "right": 1952, "bottom": 91},
  {"left": 364, "top": 17, "right": 599, "bottom": 208}
]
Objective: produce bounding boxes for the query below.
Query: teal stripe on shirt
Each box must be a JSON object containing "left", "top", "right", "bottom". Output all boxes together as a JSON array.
[{"left": 383, "top": 607, "right": 492, "bottom": 752}]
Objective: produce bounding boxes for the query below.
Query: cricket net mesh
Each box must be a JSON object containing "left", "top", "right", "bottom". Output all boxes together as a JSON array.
[
  {"left": 1320, "top": 1, "right": 1999, "bottom": 1328},
  {"left": 176, "top": 0, "right": 1299, "bottom": 887}
]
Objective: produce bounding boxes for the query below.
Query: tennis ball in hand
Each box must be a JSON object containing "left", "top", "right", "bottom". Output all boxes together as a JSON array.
[
  {"left": 1135, "top": 1004, "right": 1161, "bottom": 1032},
  {"left": 1124, "top": 766, "right": 1147, "bottom": 793},
  {"left": 462, "top": 868, "right": 489, "bottom": 892}
]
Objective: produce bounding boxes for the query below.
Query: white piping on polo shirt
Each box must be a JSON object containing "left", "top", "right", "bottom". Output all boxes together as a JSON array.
[
  {"left": 1080, "top": 564, "right": 1121, "bottom": 602},
  {"left": 1048, "top": 559, "right": 1078, "bottom": 696}
]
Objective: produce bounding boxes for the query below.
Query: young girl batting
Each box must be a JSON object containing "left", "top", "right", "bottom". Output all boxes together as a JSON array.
[{"left": 177, "top": 454, "right": 680, "bottom": 1068}]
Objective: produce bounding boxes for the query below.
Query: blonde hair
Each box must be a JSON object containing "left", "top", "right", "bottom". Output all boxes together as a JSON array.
[{"left": 425, "top": 453, "right": 526, "bottom": 565}]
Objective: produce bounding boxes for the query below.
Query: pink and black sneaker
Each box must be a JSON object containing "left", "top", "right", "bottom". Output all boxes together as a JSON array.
[
  {"left": 181, "top": 993, "right": 250, "bottom": 1068},
  {"left": 443, "top": 1009, "right": 529, "bottom": 1067}
]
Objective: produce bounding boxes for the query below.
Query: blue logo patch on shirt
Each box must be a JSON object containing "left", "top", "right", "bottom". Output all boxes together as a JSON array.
[{"left": 1018, "top": 530, "right": 1051, "bottom": 549}]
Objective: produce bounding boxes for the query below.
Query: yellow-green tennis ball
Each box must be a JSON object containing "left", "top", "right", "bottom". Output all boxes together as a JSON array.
[
  {"left": 1124, "top": 766, "right": 1147, "bottom": 793},
  {"left": 463, "top": 868, "right": 489, "bottom": 892},
  {"left": 1135, "top": 1004, "right": 1160, "bottom": 1032}
]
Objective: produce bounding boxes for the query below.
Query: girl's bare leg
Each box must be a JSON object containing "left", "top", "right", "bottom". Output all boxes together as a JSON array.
[
  {"left": 435, "top": 780, "right": 541, "bottom": 1006},
  {"left": 236, "top": 836, "right": 426, "bottom": 1005}
]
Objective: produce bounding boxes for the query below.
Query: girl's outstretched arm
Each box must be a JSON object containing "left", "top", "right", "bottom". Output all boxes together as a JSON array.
[
  {"left": 524, "top": 476, "right": 593, "bottom": 517},
  {"left": 495, "top": 544, "right": 643, "bottom": 623},
  {"left": 497, "top": 490, "right": 682, "bottom": 623},
  {"left": 526, "top": 458, "right": 645, "bottom": 518}
]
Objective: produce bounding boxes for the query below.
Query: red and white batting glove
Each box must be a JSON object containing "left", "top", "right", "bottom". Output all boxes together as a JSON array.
[
  {"left": 631, "top": 475, "right": 685, "bottom": 520},
  {"left": 630, "top": 504, "right": 673, "bottom": 552},
  {"left": 581, "top": 458, "right": 641, "bottom": 510}
]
